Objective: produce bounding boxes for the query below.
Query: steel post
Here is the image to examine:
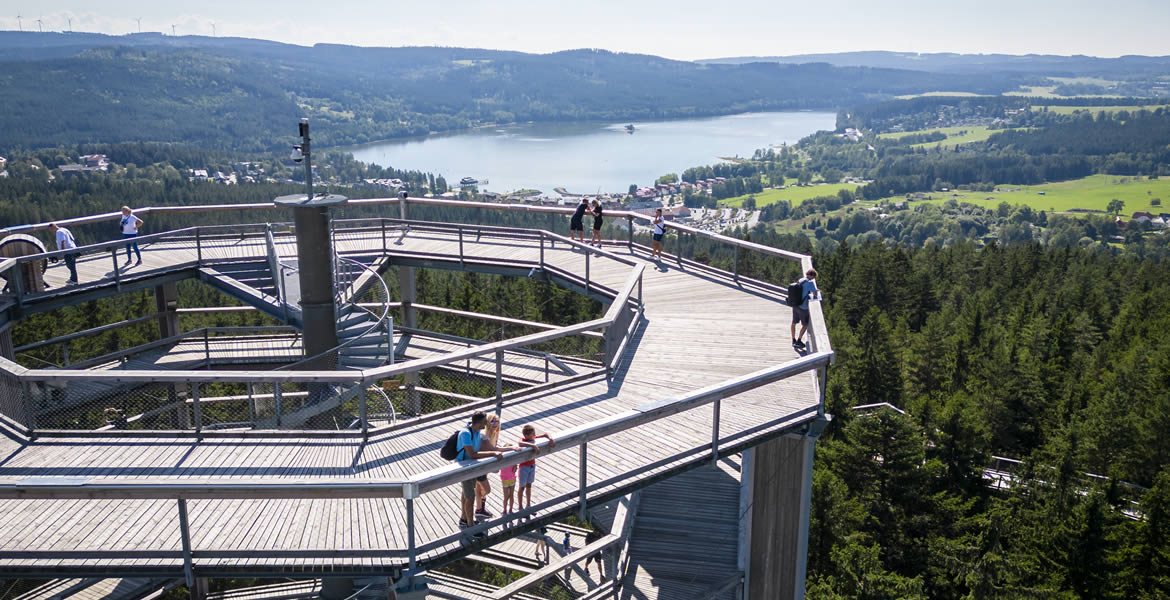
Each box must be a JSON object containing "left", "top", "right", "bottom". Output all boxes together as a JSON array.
[
  {"left": 627, "top": 215, "right": 633, "bottom": 252},
  {"left": 406, "top": 496, "right": 417, "bottom": 582},
  {"left": 177, "top": 498, "right": 195, "bottom": 588},
  {"left": 274, "top": 384, "right": 283, "bottom": 426},
  {"left": 111, "top": 249, "right": 121, "bottom": 289},
  {"left": 191, "top": 384, "right": 202, "bottom": 436},
  {"left": 585, "top": 251, "right": 591, "bottom": 295},
  {"left": 711, "top": 398, "right": 721, "bottom": 462},
  {"left": 578, "top": 442, "right": 588, "bottom": 520},
  {"left": 495, "top": 350, "right": 504, "bottom": 416},
  {"left": 195, "top": 229, "right": 202, "bottom": 265},
  {"left": 360, "top": 389, "right": 368, "bottom": 440},
  {"left": 733, "top": 246, "right": 739, "bottom": 282},
  {"left": 458, "top": 226, "right": 464, "bottom": 266}
]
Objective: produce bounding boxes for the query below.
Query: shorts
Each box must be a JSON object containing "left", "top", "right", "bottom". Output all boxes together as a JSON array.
[
  {"left": 652, "top": 233, "right": 663, "bottom": 242},
  {"left": 502, "top": 478, "right": 516, "bottom": 488},
  {"left": 570, "top": 218, "right": 584, "bottom": 231},
  {"left": 792, "top": 306, "right": 810, "bottom": 327},
  {"left": 462, "top": 479, "right": 477, "bottom": 499},
  {"left": 518, "top": 464, "right": 536, "bottom": 487}
]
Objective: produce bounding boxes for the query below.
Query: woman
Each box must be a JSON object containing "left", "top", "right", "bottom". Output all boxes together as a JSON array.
[
  {"left": 590, "top": 200, "right": 603, "bottom": 247},
  {"left": 476, "top": 413, "right": 503, "bottom": 518},
  {"left": 119, "top": 206, "right": 143, "bottom": 266}
]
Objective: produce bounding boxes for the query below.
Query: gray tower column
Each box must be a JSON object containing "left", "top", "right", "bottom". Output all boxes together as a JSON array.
[{"left": 275, "top": 118, "right": 348, "bottom": 369}]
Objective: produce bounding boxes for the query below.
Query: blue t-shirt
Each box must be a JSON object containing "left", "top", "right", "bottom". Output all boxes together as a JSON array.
[
  {"left": 456, "top": 426, "right": 482, "bottom": 461},
  {"left": 799, "top": 279, "right": 819, "bottom": 310}
]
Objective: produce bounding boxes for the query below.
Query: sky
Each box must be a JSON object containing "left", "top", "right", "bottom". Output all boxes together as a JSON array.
[{"left": 0, "top": 0, "right": 1167, "bottom": 60}]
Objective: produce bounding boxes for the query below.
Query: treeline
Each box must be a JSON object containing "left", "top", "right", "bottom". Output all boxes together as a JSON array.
[
  {"left": 802, "top": 241, "right": 1170, "bottom": 598},
  {"left": 859, "top": 110, "right": 1170, "bottom": 198},
  {"left": 0, "top": 36, "right": 1035, "bottom": 151},
  {"left": 839, "top": 94, "right": 1161, "bottom": 132}
]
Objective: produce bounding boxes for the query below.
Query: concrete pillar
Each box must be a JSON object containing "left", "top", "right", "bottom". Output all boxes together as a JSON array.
[
  {"left": 154, "top": 282, "right": 180, "bottom": 339},
  {"left": 274, "top": 193, "right": 348, "bottom": 369},
  {"left": 398, "top": 266, "right": 420, "bottom": 415},
  {"left": 320, "top": 578, "right": 353, "bottom": 600},
  {"left": 742, "top": 420, "right": 827, "bottom": 600}
]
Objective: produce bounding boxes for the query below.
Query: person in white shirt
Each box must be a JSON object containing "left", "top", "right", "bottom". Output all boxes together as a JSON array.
[
  {"left": 651, "top": 208, "right": 666, "bottom": 260},
  {"left": 119, "top": 206, "right": 143, "bottom": 266},
  {"left": 48, "top": 223, "right": 78, "bottom": 284}
]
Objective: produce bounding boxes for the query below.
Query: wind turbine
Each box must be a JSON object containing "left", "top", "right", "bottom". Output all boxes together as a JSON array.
[
  {"left": 16, "top": 15, "right": 21, "bottom": 31},
  {"left": 135, "top": 17, "right": 141, "bottom": 33},
  {"left": 36, "top": 18, "right": 42, "bottom": 33},
  {"left": 210, "top": 22, "right": 216, "bottom": 36},
  {"left": 171, "top": 24, "right": 176, "bottom": 36},
  {"left": 67, "top": 18, "right": 72, "bottom": 32}
]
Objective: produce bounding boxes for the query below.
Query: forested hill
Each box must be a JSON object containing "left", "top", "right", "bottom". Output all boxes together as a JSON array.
[
  {"left": 698, "top": 50, "right": 1170, "bottom": 75},
  {"left": 0, "top": 32, "right": 1033, "bottom": 152}
]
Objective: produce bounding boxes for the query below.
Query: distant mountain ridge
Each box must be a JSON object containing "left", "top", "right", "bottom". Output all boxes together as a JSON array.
[{"left": 696, "top": 51, "right": 1170, "bottom": 75}]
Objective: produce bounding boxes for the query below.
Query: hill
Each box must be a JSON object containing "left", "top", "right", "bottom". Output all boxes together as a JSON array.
[
  {"left": 697, "top": 50, "right": 1170, "bottom": 75},
  {"left": 0, "top": 32, "right": 1035, "bottom": 152}
]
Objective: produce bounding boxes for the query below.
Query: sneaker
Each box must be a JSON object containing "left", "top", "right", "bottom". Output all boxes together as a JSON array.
[
  {"left": 135, "top": 259, "right": 142, "bottom": 266},
  {"left": 65, "top": 280, "right": 77, "bottom": 285},
  {"left": 793, "top": 339, "right": 806, "bottom": 348},
  {"left": 458, "top": 519, "right": 471, "bottom": 529},
  {"left": 476, "top": 507, "right": 495, "bottom": 518}
]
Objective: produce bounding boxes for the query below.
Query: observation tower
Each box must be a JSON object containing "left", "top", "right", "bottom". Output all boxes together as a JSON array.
[{"left": 0, "top": 123, "right": 831, "bottom": 600}]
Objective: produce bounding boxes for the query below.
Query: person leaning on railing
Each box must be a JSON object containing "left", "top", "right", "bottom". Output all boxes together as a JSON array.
[
  {"left": 48, "top": 223, "right": 79, "bottom": 285},
  {"left": 457, "top": 411, "right": 515, "bottom": 535}
]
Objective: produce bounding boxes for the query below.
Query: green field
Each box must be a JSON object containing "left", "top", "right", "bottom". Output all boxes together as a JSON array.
[
  {"left": 878, "top": 125, "right": 1026, "bottom": 148},
  {"left": 723, "top": 183, "right": 862, "bottom": 208},
  {"left": 895, "top": 91, "right": 990, "bottom": 99},
  {"left": 901, "top": 174, "right": 1170, "bottom": 214},
  {"left": 1035, "top": 104, "right": 1170, "bottom": 115}
]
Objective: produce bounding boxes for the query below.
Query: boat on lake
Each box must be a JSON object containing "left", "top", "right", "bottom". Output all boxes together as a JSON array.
[
  {"left": 625, "top": 124, "right": 636, "bottom": 133},
  {"left": 460, "top": 176, "right": 478, "bottom": 185}
]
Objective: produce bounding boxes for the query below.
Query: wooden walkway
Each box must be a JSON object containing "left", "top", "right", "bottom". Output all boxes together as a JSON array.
[{"left": 0, "top": 225, "right": 822, "bottom": 578}]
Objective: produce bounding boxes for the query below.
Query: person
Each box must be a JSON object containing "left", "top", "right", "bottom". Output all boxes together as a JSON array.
[
  {"left": 584, "top": 526, "right": 604, "bottom": 578},
  {"left": 535, "top": 526, "right": 550, "bottom": 563},
  {"left": 476, "top": 414, "right": 503, "bottom": 519},
  {"left": 500, "top": 461, "right": 517, "bottom": 516},
  {"left": 456, "top": 411, "right": 513, "bottom": 532},
  {"left": 791, "top": 268, "right": 820, "bottom": 349},
  {"left": 570, "top": 198, "right": 588, "bottom": 244},
  {"left": 650, "top": 208, "right": 666, "bottom": 260},
  {"left": 119, "top": 206, "right": 143, "bottom": 266},
  {"left": 104, "top": 407, "right": 128, "bottom": 429},
  {"left": 590, "top": 199, "right": 603, "bottom": 247},
  {"left": 48, "top": 223, "right": 79, "bottom": 285},
  {"left": 516, "top": 423, "right": 555, "bottom": 511}
]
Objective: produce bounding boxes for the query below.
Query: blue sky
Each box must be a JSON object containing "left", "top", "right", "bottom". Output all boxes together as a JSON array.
[{"left": 0, "top": 0, "right": 1167, "bottom": 60}]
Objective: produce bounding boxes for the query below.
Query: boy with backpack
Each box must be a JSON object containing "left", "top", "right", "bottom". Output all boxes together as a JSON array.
[
  {"left": 439, "top": 411, "right": 514, "bottom": 531},
  {"left": 788, "top": 268, "right": 820, "bottom": 349}
]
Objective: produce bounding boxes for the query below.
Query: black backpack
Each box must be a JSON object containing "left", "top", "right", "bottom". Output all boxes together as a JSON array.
[
  {"left": 440, "top": 428, "right": 466, "bottom": 461},
  {"left": 785, "top": 279, "right": 805, "bottom": 307}
]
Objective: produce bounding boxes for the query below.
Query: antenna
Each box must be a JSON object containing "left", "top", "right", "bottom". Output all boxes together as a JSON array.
[{"left": 135, "top": 17, "right": 141, "bottom": 33}]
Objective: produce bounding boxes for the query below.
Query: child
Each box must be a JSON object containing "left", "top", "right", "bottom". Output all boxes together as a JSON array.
[
  {"left": 500, "top": 462, "right": 517, "bottom": 515},
  {"left": 517, "top": 424, "right": 555, "bottom": 511}
]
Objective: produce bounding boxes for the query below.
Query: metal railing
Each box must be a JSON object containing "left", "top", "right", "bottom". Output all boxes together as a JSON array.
[{"left": 0, "top": 197, "right": 830, "bottom": 578}]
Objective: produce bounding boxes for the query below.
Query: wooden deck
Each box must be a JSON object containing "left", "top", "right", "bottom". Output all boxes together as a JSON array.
[{"left": 0, "top": 224, "right": 823, "bottom": 579}]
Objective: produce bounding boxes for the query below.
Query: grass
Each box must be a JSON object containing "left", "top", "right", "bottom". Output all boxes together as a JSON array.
[
  {"left": 897, "top": 174, "right": 1170, "bottom": 214},
  {"left": 1035, "top": 104, "right": 1170, "bottom": 115},
  {"left": 722, "top": 183, "right": 861, "bottom": 208},
  {"left": 895, "top": 91, "right": 991, "bottom": 99},
  {"left": 878, "top": 125, "right": 1028, "bottom": 148}
]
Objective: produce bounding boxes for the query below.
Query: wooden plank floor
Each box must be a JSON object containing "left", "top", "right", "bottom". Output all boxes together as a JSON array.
[{"left": 0, "top": 226, "right": 821, "bottom": 577}]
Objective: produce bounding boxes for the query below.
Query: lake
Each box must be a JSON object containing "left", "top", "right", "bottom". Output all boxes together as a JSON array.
[{"left": 342, "top": 111, "right": 837, "bottom": 196}]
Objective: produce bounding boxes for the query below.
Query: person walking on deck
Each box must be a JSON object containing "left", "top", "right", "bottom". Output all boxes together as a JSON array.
[
  {"left": 119, "top": 206, "right": 143, "bottom": 266},
  {"left": 590, "top": 199, "right": 604, "bottom": 247},
  {"left": 570, "top": 198, "right": 588, "bottom": 244},
  {"left": 48, "top": 223, "right": 79, "bottom": 285},
  {"left": 791, "top": 268, "right": 820, "bottom": 349},
  {"left": 650, "top": 208, "right": 666, "bottom": 260},
  {"left": 457, "top": 411, "right": 513, "bottom": 533}
]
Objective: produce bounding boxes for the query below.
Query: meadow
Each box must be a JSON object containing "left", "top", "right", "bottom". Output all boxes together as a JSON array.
[
  {"left": 878, "top": 125, "right": 1027, "bottom": 148},
  {"left": 901, "top": 174, "right": 1170, "bottom": 214},
  {"left": 722, "top": 183, "right": 861, "bottom": 208},
  {"left": 1035, "top": 104, "right": 1170, "bottom": 115}
]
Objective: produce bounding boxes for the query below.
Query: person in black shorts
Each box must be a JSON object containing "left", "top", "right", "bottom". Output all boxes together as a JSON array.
[
  {"left": 570, "top": 198, "right": 588, "bottom": 244},
  {"left": 651, "top": 208, "right": 666, "bottom": 260},
  {"left": 590, "top": 200, "right": 603, "bottom": 247},
  {"left": 584, "top": 525, "right": 604, "bottom": 578}
]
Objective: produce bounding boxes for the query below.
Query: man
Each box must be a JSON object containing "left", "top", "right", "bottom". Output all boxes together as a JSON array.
[
  {"left": 48, "top": 223, "right": 78, "bottom": 285},
  {"left": 650, "top": 208, "right": 666, "bottom": 260},
  {"left": 457, "top": 411, "right": 512, "bottom": 533},
  {"left": 570, "top": 198, "right": 589, "bottom": 244},
  {"left": 791, "top": 268, "right": 819, "bottom": 349}
]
